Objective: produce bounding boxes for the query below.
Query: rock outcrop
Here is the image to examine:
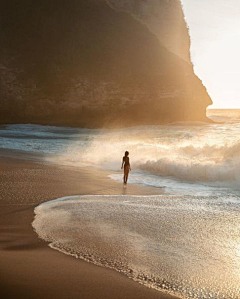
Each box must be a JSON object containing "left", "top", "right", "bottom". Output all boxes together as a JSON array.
[
  {"left": 0, "top": 0, "right": 212, "bottom": 127},
  {"left": 108, "top": 0, "right": 191, "bottom": 63}
]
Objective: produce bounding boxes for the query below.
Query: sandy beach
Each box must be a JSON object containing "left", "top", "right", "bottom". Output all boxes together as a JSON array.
[
  {"left": 0, "top": 151, "right": 176, "bottom": 299},
  {"left": 0, "top": 0, "right": 239, "bottom": 295}
]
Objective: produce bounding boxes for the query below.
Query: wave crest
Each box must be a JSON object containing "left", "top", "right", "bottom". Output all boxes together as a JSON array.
[{"left": 138, "top": 142, "right": 240, "bottom": 184}]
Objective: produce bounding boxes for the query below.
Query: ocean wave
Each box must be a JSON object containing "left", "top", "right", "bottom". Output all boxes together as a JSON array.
[
  {"left": 179, "top": 141, "right": 240, "bottom": 159},
  {"left": 2, "top": 114, "right": 240, "bottom": 191},
  {"left": 139, "top": 158, "right": 240, "bottom": 183},
  {"left": 33, "top": 195, "right": 240, "bottom": 299},
  {"left": 137, "top": 141, "right": 240, "bottom": 185}
]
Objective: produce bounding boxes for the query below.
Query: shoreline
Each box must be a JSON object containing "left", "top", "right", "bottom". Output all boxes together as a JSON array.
[
  {"left": 0, "top": 153, "right": 177, "bottom": 299},
  {"left": 0, "top": 114, "right": 214, "bottom": 129}
]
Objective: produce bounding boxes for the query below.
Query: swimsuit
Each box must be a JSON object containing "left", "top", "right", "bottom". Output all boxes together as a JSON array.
[{"left": 123, "top": 157, "right": 130, "bottom": 168}]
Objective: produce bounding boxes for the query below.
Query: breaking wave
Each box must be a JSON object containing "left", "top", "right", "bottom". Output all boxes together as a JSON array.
[
  {"left": 138, "top": 141, "right": 240, "bottom": 184},
  {"left": 1, "top": 110, "right": 240, "bottom": 193}
]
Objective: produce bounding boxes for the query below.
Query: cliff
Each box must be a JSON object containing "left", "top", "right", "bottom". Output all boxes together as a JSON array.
[
  {"left": 108, "top": 0, "right": 191, "bottom": 63},
  {"left": 0, "top": 0, "right": 212, "bottom": 127}
]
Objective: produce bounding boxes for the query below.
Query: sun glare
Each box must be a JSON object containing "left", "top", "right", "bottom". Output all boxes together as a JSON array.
[{"left": 181, "top": 0, "right": 240, "bottom": 109}]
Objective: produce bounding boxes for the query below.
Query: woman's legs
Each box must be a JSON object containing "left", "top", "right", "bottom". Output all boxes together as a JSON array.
[
  {"left": 124, "top": 166, "right": 130, "bottom": 184},
  {"left": 125, "top": 170, "right": 129, "bottom": 183}
]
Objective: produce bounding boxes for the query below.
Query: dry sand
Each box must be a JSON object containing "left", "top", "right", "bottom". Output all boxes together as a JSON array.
[{"left": 0, "top": 152, "right": 177, "bottom": 299}]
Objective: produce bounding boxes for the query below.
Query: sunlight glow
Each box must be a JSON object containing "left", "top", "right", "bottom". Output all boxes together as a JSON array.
[{"left": 181, "top": 0, "right": 240, "bottom": 108}]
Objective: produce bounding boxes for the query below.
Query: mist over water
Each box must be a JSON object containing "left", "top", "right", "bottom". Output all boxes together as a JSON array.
[
  {"left": 1, "top": 110, "right": 240, "bottom": 195},
  {"left": 1, "top": 110, "right": 240, "bottom": 298}
]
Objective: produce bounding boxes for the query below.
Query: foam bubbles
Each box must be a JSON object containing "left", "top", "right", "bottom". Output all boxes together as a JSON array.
[
  {"left": 1, "top": 111, "right": 240, "bottom": 194},
  {"left": 33, "top": 195, "right": 240, "bottom": 299}
]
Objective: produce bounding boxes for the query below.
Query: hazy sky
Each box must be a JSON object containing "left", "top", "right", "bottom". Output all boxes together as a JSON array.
[{"left": 181, "top": 0, "right": 240, "bottom": 108}]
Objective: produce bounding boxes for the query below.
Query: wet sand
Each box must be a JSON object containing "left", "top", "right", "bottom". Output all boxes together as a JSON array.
[{"left": 0, "top": 152, "right": 177, "bottom": 299}]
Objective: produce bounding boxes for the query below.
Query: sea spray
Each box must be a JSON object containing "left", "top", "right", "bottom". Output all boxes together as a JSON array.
[{"left": 1, "top": 110, "right": 240, "bottom": 194}]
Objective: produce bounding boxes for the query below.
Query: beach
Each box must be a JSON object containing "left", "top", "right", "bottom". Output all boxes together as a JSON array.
[
  {"left": 0, "top": 0, "right": 239, "bottom": 296},
  {"left": 1, "top": 111, "right": 240, "bottom": 299},
  {"left": 0, "top": 152, "right": 176, "bottom": 299}
]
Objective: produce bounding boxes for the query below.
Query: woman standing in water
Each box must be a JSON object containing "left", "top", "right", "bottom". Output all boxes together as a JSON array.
[{"left": 121, "top": 151, "right": 131, "bottom": 185}]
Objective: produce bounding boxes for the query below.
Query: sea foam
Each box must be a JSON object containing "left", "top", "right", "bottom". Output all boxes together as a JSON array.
[
  {"left": 33, "top": 195, "right": 240, "bottom": 299},
  {"left": 1, "top": 110, "right": 240, "bottom": 195}
]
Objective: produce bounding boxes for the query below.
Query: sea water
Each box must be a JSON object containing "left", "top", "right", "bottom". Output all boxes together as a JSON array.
[
  {"left": 1, "top": 110, "right": 240, "bottom": 196},
  {"left": 1, "top": 110, "right": 240, "bottom": 298},
  {"left": 33, "top": 194, "right": 240, "bottom": 299}
]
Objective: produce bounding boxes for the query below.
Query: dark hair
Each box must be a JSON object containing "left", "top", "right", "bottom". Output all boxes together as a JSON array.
[{"left": 125, "top": 151, "right": 129, "bottom": 157}]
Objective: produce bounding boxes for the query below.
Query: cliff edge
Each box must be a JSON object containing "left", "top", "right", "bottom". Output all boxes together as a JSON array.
[{"left": 0, "top": 0, "right": 212, "bottom": 127}]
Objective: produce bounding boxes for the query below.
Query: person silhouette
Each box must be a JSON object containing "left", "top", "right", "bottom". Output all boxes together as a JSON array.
[{"left": 121, "top": 151, "right": 131, "bottom": 185}]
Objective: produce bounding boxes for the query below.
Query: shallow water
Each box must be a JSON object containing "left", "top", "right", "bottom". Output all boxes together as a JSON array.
[
  {"left": 2, "top": 110, "right": 240, "bottom": 298},
  {"left": 33, "top": 195, "right": 240, "bottom": 299},
  {"left": 1, "top": 110, "right": 240, "bottom": 196}
]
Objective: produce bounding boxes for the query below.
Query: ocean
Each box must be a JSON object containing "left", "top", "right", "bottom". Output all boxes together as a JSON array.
[{"left": 1, "top": 109, "right": 240, "bottom": 298}]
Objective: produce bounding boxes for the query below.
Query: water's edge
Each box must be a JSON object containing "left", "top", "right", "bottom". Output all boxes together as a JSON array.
[
  {"left": 32, "top": 195, "right": 182, "bottom": 299},
  {"left": 32, "top": 194, "right": 240, "bottom": 299}
]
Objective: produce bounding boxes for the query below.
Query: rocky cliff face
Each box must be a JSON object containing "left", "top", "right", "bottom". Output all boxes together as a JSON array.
[
  {"left": 108, "top": 0, "right": 191, "bottom": 63},
  {"left": 0, "top": 0, "right": 212, "bottom": 127}
]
